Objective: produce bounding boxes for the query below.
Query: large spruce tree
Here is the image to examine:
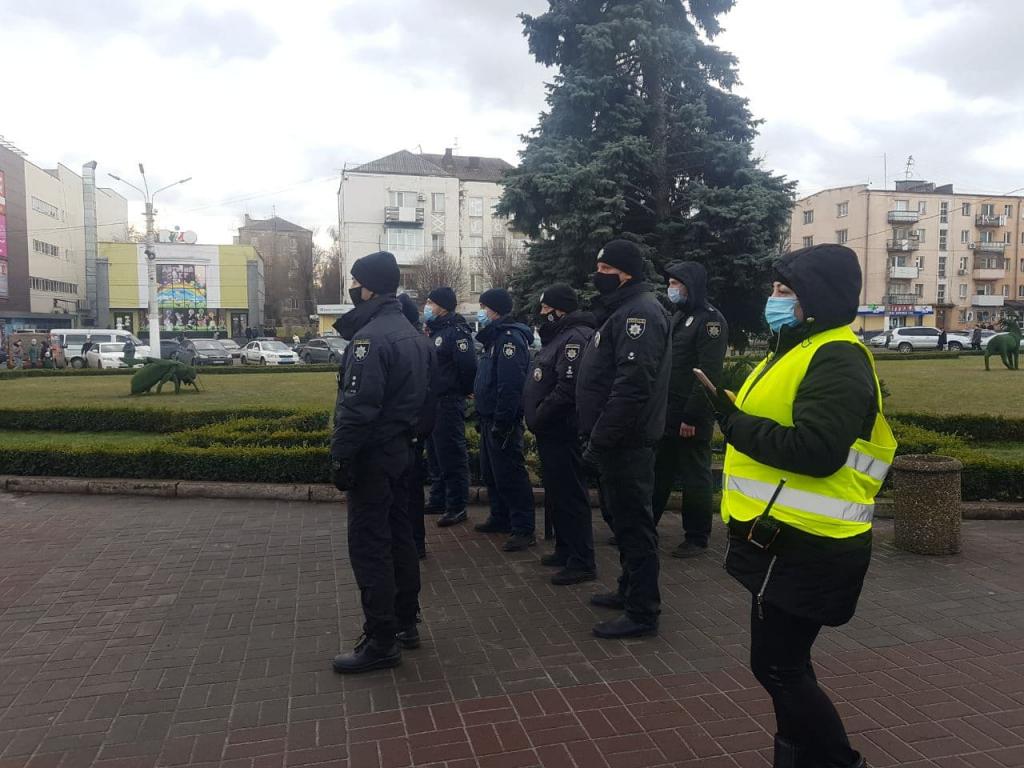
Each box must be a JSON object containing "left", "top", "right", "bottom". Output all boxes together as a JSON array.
[{"left": 500, "top": 0, "right": 796, "bottom": 342}]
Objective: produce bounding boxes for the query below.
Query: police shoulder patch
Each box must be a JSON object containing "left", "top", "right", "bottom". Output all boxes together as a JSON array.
[
  {"left": 533, "top": 366, "right": 543, "bottom": 381},
  {"left": 434, "top": 335, "right": 444, "bottom": 347},
  {"left": 625, "top": 317, "right": 646, "bottom": 339},
  {"left": 564, "top": 343, "right": 581, "bottom": 361},
  {"left": 352, "top": 339, "right": 371, "bottom": 361},
  {"left": 707, "top": 321, "right": 722, "bottom": 339},
  {"left": 502, "top": 341, "right": 517, "bottom": 358},
  {"left": 456, "top": 338, "right": 469, "bottom": 353}
]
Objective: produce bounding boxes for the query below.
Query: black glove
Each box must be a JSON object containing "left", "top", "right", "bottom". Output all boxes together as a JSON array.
[
  {"left": 331, "top": 459, "right": 354, "bottom": 492},
  {"left": 581, "top": 441, "right": 602, "bottom": 476},
  {"left": 490, "top": 423, "right": 513, "bottom": 446},
  {"left": 702, "top": 386, "right": 738, "bottom": 423}
]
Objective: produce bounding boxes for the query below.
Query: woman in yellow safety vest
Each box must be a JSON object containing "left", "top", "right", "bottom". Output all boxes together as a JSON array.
[{"left": 704, "top": 244, "right": 896, "bottom": 768}]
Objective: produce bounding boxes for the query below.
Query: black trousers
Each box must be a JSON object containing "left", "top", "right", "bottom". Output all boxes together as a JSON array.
[
  {"left": 750, "top": 599, "right": 860, "bottom": 767},
  {"left": 479, "top": 417, "right": 536, "bottom": 535},
  {"left": 347, "top": 438, "right": 420, "bottom": 643},
  {"left": 406, "top": 440, "right": 427, "bottom": 557},
  {"left": 651, "top": 435, "right": 714, "bottom": 546},
  {"left": 598, "top": 445, "right": 660, "bottom": 625},
  {"left": 427, "top": 396, "right": 470, "bottom": 513},
  {"left": 536, "top": 432, "right": 595, "bottom": 572}
]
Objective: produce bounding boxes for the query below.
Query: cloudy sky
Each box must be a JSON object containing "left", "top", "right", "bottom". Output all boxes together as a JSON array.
[{"left": 3, "top": 0, "right": 1022, "bottom": 245}]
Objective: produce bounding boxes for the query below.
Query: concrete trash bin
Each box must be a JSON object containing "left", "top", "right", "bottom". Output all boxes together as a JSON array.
[{"left": 892, "top": 454, "right": 963, "bottom": 555}]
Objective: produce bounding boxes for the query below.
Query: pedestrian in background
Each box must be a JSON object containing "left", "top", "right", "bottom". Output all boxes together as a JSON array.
[
  {"left": 423, "top": 286, "right": 477, "bottom": 529},
  {"left": 473, "top": 288, "right": 536, "bottom": 551},
  {"left": 652, "top": 261, "right": 728, "bottom": 558},
  {"left": 577, "top": 240, "right": 671, "bottom": 639},
  {"left": 28, "top": 339, "right": 40, "bottom": 368},
  {"left": 706, "top": 243, "right": 896, "bottom": 768},
  {"left": 12, "top": 340, "right": 24, "bottom": 369},
  {"left": 330, "top": 251, "right": 428, "bottom": 674},
  {"left": 523, "top": 283, "right": 597, "bottom": 585}
]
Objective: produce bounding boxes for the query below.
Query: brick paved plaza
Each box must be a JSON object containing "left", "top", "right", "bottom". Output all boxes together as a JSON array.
[{"left": 0, "top": 492, "right": 1022, "bottom": 768}]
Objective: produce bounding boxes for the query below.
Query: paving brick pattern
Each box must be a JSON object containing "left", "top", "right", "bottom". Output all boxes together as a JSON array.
[{"left": 0, "top": 492, "right": 1022, "bottom": 767}]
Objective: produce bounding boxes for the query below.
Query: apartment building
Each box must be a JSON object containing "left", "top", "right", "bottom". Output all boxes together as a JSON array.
[
  {"left": 791, "top": 180, "right": 1024, "bottom": 332},
  {"left": 237, "top": 215, "right": 314, "bottom": 327},
  {"left": 0, "top": 138, "right": 127, "bottom": 335},
  {"left": 338, "top": 148, "right": 526, "bottom": 313}
]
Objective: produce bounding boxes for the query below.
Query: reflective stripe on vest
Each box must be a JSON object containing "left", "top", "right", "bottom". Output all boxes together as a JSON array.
[
  {"left": 846, "top": 447, "right": 891, "bottom": 483},
  {"left": 727, "top": 476, "right": 875, "bottom": 524}
]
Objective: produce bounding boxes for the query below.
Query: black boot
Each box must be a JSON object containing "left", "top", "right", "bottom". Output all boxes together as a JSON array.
[
  {"left": 592, "top": 615, "right": 658, "bottom": 639},
  {"left": 332, "top": 636, "right": 401, "bottom": 674},
  {"left": 502, "top": 533, "right": 537, "bottom": 551},
  {"left": 474, "top": 517, "right": 511, "bottom": 534},
  {"left": 437, "top": 509, "right": 468, "bottom": 527},
  {"left": 395, "top": 626, "right": 420, "bottom": 650},
  {"left": 772, "top": 735, "right": 801, "bottom": 768},
  {"left": 540, "top": 552, "right": 567, "bottom": 567},
  {"left": 552, "top": 567, "right": 597, "bottom": 586},
  {"left": 589, "top": 591, "right": 625, "bottom": 609}
]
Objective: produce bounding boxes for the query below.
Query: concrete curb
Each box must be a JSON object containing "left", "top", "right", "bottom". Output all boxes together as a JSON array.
[{"left": 2, "top": 475, "right": 1023, "bottom": 520}]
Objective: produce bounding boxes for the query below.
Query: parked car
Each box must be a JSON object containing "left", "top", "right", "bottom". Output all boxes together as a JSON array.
[
  {"left": 159, "top": 339, "right": 181, "bottom": 360},
  {"left": 240, "top": 340, "right": 299, "bottom": 366},
  {"left": 981, "top": 331, "right": 1024, "bottom": 350},
  {"left": 51, "top": 329, "right": 150, "bottom": 369},
  {"left": 885, "top": 327, "right": 945, "bottom": 353},
  {"left": 218, "top": 338, "right": 242, "bottom": 359},
  {"left": 943, "top": 331, "right": 973, "bottom": 351},
  {"left": 297, "top": 337, "right": 348, "bottom": 364},
  {"left": 86, "top": 342, "right": 130, "bottom": 368},
  {"left": 175, "top": 338, "right": 233, "bottom": 366},
  {"left": 868, "top": 332, "right": 890, "bottom": 348}
]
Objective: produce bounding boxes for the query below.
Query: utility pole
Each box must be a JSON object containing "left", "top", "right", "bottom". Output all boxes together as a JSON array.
[{"left": 109, "top": 165, "right": 191, "bottom": 359}]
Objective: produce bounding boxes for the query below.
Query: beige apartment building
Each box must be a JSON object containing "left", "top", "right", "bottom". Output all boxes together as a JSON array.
[{"left": 791, "top": 180, "right": 1024, "bottom": 332}]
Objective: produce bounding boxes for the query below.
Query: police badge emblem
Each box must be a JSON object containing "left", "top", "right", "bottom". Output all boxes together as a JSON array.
[
  {"left": 564, "top": 343, "right": 581, "bottom": 361},
  {"left": 502, "top": 342, "right": 517, "bottom": 358},
  {"left": 456, "top": 338, "right": 469, "bottom": 353},
  {"left": 353, "top": 340, "right": 370, "bottom": 361},
  {"left": 707, "top": 321, "right": 722, "bottom": 339},
  {"left": 626, "top": 317, "right": 646, "bottom": 339},
  {"left": 434, "top": 336, "right": 444, "bottom": 347},
  {"left": 533, "top": 367, "right": 543, "bottom": 381}
]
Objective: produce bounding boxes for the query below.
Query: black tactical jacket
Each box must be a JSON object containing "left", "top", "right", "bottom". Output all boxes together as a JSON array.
[
  {"left": 523, "top": 311, "right": 596, "bottom": 437},
  {"left": 426, "top": 312, "right": 477, "bottom": 397}
]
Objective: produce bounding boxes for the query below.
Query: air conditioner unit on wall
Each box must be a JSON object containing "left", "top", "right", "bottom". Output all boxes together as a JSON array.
[{"left": 968, "top": 242, "right": 976, "bottom": 249}]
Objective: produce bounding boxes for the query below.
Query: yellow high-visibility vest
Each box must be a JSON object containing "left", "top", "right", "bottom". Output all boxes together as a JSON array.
[{"left": 722, "top": 326, "right": 897, "bottom": 538}]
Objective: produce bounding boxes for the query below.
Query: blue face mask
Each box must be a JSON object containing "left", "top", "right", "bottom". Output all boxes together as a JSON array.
[
  {"left": 667, "top": 285, "right": 683, "bottom": 304},
  {"left": 422, "top": 304, "right": 435, "bottom": 322},
  {"left": 477, "top": 309, "right": 491, "bottom": 327},
  {"left": 764, "top": 296, "right": 800, "bottom": 333}
]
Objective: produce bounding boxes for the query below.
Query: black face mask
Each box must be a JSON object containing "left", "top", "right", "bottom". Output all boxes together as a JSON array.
[
  {"left": 349, "top": 287, "right": 364, "bottom": 305},
  {"left": 538, "top": 312, "right": 564, "bottom": 343},
  {"left": 592, "top": 272, "right": 621, "bottom": 295}
]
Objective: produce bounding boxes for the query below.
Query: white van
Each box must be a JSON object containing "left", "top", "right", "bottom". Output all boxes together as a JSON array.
[{"left": 51, "top": 329, "right": 151, "bottom": 369}]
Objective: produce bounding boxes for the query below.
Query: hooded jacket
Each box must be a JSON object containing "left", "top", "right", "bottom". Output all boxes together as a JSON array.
[
  {"left": 662, "top": 261, "right": 727, "bottom": 440},
  {"left": 474, "top": 316, "right": 533, "bottom": 427},
  {"left": 330, "top": 296, "right": 429, "bottom": 462},
  {"left": 576, "top": 281, "right": 672, "bottom": 449},
  {"left": 720, "top": 244, "right": 880, "bottom": 626},
  {"left": 523, "top": 311, "right": 596, "bottom": 436},
  {"left": 426, "top": 311, "right": 477, "bottom": 397}
]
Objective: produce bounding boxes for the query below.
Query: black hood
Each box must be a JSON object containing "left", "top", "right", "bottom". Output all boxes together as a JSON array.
[
  {"left": 773, "top": 244, "right": 861, "bottom": 332},
  {"left": 662, "top": 261, "right": 708, "bottom": 311}
]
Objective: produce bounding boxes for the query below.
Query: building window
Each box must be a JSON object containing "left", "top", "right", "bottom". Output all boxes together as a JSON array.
[
  {"left": 29, "top": 276, "right": 78, "bottom": 294},
  {"left": 469, "top": 236, "right": 483, "bottom": 254},
  {"left": 1003, "top": 231, "right": 1012, "bottom": 244},
  {"left": 470, "top": 273, "right": 486, "bottom": 293},
  {"left": 959, "top": 283, "right": 968, "bottom": 299},
  {"left": 388, "top": 190, "right": 419, "bottom": 208},
  {"left": 431, "top": 234, "right": 445, "bottom": 252},
  {"left": 1005, "top": 203, "right": 1014, "bottom": 217},
  {"left": 468, "top": 197, "right": 484, "bottom": 217},
  {"left": 802, "top": 210, "right": 814, "bottom": 224},
  {"left": 32, "top": 239, "right": 60, "bottom": 258},
  {"left": 835, "top": 229, "right": 848, "bottom": 244},
  {"left": 961, "top": 230, "right": 970, "bottom": 244},
  {"left": 938, "top": 230, "right": 947, "bottom": 252},
  {"left": 432, "top": 193, "right": 445, "bottom": 213},
  {"left": 802, "top": 236, "right": 814, "bottom": 248},
  {"left": 914, "top": 283, "right": 923, "bottom": 297},
  {"left": 917, "top": 201, "right": 927, "bottom": 215},
  {"left": 894, "top": 199, "right": 909, "bottom": 211},
  {"left": 399, "top": 270, "right": 417, "bottom": 290},
  {"left": 937, "top": 284, "right": 946, "bottom": 303},
  {"left": 1019, "top": 285, "right": 1024, "bottom": 298},
  {"left": 940, "top": 201, "right": 949, "bottom": 224},
  {"left": 961, "top": 202, "right": 971, "bottom": 216},
  {"left": 981, "top": 230, "right": 993, "bottom": 244},
  {"left": 469, "top": 218, "right": 484, "bottom": 235},
  {"left": 285, "top": 297, "right": 299, "bottom": 310},
  {"left": 938, "top": 256, "right": 947, "bottom": 278},
  {"left": 981, "top": 203, "right": 995, "bottom": 217},
  {"left": 1002, "top": 284, "right": 1010, "bottom": 297},
  {"left": 959, "top": 256, "right": 969, "bottom": 272},
  {"left": 31, "top": 197, "right": 60, "bottom": 219},
  {"left": 836, "top": 202, "right": 848, "bottom": 218},
  {"left": 385, "top": 229, "right": 424, "bottom": 252},
  {"left": 915, "top": 229, "right": 926, "bottom": 243},
  {"left": 491, "top": 236, "right": 507, "bottom": 251}
]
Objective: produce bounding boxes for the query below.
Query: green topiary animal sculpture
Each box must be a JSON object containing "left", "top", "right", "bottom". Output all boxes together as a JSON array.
[
  {"left": 131, "top": 358, "right": 200, "bottom": 394},
  {"left": 985, "top": 316, "right": 1021, "bottom": 371}
]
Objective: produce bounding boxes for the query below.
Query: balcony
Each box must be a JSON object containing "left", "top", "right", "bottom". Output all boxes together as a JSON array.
[
  {"left": 972, "top": 241, "right": 1006, "bottom": 254},
  {"left": 973, "top": 267, "right": 1007, "bottom": 280},
  {"left": 885, "top": 294, "right": 928, "bottom": 306},
  {"left": 889, "top": 265, "right": 920, "bottom": 279},
  {"left": 975, "top": 214, "right": 1007, "bottom": 228},
  {"left": 972, "top": 295, "right": 1005, "bottom": 307},
  {"left": 384, "top": 206, "right": 425, "bottom": 227},
  {"left": 887, "top": 210, "right": 920, "bottom": 224},
  {"left": 887, "top": 238, "right": 920, "bottom": 252}
]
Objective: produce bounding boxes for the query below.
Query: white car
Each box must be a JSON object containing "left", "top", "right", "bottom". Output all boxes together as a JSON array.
[
  {"left": 868, "top": 333, "right": 889, "bottom": 347},
  {"left": 240, "top": 340, "right": 299, "bottom": 366},
  {"left": 218, "top": 339, "right": 242, "bottom": 359},
  {"left": 981, "top": 331, "right": 1024, "bottom": 350},
  {"left": 85, "top": 342, "right": 131, "bottom": 368}
]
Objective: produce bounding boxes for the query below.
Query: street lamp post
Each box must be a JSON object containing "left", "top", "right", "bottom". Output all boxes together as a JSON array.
[{"left": 108, "top": 167, "right": 191, "bottom": 359}]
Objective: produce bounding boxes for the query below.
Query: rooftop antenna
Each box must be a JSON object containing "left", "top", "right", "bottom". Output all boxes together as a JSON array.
[
  {"left": 904, "top": 154, "right": 915, "bottom": 180},
  {"left": 453, "top": 136, "right": 460, "bottom": 153}
]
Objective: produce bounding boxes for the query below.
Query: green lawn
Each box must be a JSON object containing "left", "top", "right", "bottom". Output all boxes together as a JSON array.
[
  {"left": 875, "top": 357, "right": 1023, "bottom": 416},
  {"left": 0, "top": 372, "right": 336, "bottom": 411},
  {"left": 0, "top": 431, "right": 168, "bottom": 448}
]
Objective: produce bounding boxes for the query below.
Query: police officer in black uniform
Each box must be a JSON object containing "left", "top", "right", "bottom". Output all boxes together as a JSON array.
[
  {"left": 330, "top": 251, "right": 429, "bottom": 674},
  {"left": 423, "top": 287, "right": 477, "bottom": 528},
  {"left": 523, "top": 284, "right": 598, "bottom": 585},
  {"left": 652, "top": 261, "right": 728, "bottom": 558},
  {"left": 398, "top": 293, "right": 439, "bottom": 560},
  {"left": 577, "top": 240, "right": 671, "bottom": 639},
  {"left": 473, "top": 288, "right": 537, "bottom": 551}
]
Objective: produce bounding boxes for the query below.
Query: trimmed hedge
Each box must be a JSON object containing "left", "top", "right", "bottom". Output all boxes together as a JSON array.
[
  {"left": 890, "top": 412, "right": 1024, "bottom": 443},
  {"left": 870, "top": 350, "right": 962, "bottom": 361},
  {"left": 0, "top": 406, "right": 328, "bottom": 433},
  {"left": 0, "top": 364, "right": 338, "bottom": 380},
  {"left": 171, "top": 416, "right": 330, "bottom": 449}
]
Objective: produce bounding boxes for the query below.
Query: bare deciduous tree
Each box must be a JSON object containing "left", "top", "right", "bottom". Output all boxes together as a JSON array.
[
  {"left": 414, "top": 248, "right": 466, "bottom": 299},
  {"left": 314, "top": 226, "right": 342, "bottom": 304},
  {"left": 479, "top": 239, "right": 525, "bottom": 290},
  {"left": 109, "top": 224, "right": 145, "bottom": 243}
]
